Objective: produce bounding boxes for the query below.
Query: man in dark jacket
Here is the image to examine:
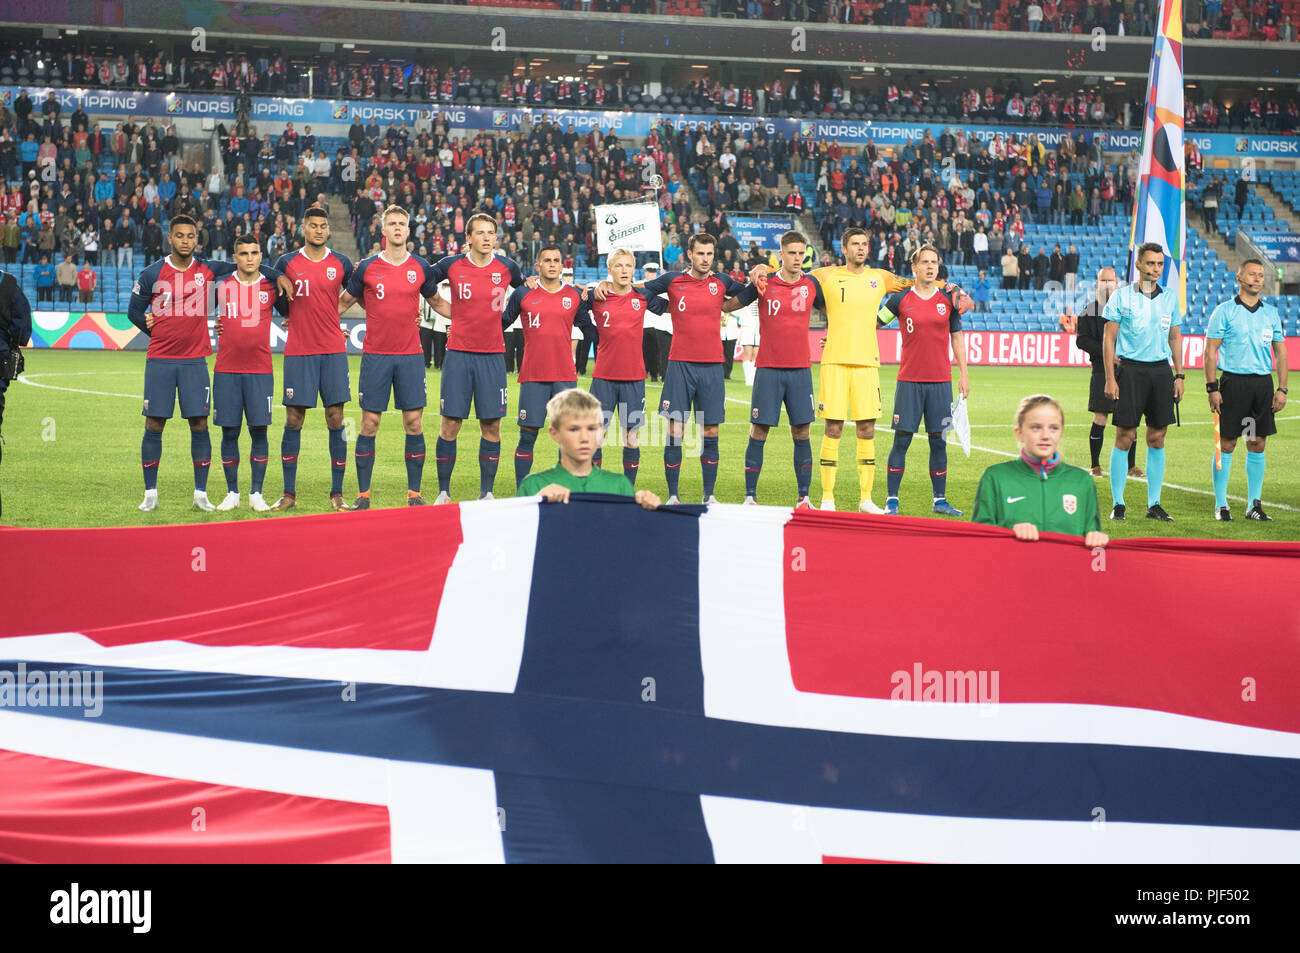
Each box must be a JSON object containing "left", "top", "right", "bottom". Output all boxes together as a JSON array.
[
  {"left": 1032, "top": 247, "right": 1050, "bottom": 290},
  {"left": 1073, "top": 266, "right": 1139, "bottom": 477}
]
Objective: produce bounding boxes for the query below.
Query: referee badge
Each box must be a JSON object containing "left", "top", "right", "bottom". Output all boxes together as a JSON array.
[{"left": 1062, "top": 494, "right": 1077, "bottom": 515}]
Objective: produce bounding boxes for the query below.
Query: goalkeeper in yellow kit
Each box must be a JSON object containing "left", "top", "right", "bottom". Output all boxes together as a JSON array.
[{"left": 811, "top": 227, "right": 911, "bottom": 513}]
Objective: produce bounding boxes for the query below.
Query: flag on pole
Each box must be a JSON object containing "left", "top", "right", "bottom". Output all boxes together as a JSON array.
[{"left": 1127, "top": 0, "right": 1186, "bottom": 326}]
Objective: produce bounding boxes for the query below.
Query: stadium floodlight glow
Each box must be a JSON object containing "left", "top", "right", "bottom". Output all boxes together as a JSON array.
[
  {"left": 690, "top": 64, "right": 709, "bottom": 68},
  {"left": 596, "top": 54, "right": 609, "bottom": 60},
  {"left": 343, "top": 42, "right": 355, "bottom": 49},
  {"left": 65, "top": 29, "right": 78, "bottom": 35},
  {"left": 783, "top": 68, "right": 802, "bottom": 73},
  {"left": 1104, "top": 74, "right": 1116, "bottom": 81}
]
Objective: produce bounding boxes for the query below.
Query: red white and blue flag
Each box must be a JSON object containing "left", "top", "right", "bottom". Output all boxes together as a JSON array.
[
  {"left": 2, "top": 500, "right": 1298, "bottom": 862},
  {"left": 1127, "top": 0, "right": 1186, "bottom": 321}
]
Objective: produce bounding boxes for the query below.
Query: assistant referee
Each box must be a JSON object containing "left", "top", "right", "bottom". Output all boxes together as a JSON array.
[
  {"left": 1102, "top": 242, "right": 1183, "bottom": 522},
  {"left": 1204, "top": 258, "right": 1288, "bottom": 521}
]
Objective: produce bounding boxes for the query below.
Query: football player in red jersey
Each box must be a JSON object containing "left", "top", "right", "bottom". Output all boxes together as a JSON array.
[
  {"left": 337, "top": 206, "right": 444, "bottom": 508},
  {"left": 877, "top": 244, "right": 972, "bottom": 516},
  {"left": 425, "top": 213, "right": 526, "bottom": 502},
  {"left": 501, "top": 245, "right": 596, "bottom": 488},
  {"left": 271, "top": 207, "right": 354, "bottom": 511},
  {"left": 212, "top": 234, "right": 290, "bottom": 512}
]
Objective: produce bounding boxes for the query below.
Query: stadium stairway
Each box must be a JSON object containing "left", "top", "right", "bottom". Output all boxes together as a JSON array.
[
  {"left": 1252, "top": 181, "right": 1299, "bottom": 235},
  {"left": 776, "top": 169, "right": 833, "bottom": 268},
  {"left": 1198, "top": 215, "right": 1253, "bottom": 280}
]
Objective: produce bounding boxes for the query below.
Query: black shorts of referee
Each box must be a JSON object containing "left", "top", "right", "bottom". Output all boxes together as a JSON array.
[
  {"left": 1218, "top": 371, "right": 1278, "bottom": 440},
  {"left": 1088, "top": 363, "right": 1117, "bottom": 414},
  {"left": 1114, "top": 358, "right": 1175, "bottom": 429}
]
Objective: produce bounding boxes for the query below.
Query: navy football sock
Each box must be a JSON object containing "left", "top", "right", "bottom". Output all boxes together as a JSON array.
[
  {"left": 405, "top": 433, "right": 426, "bottom": 493},
  {"left": 435, "top": 437, "right": 456, "bottom": 494},
  {"left": 355, "top": 434, "right": 376, "bottom": 494},
  {"left": 664, "top": 439, "right": 683, "bottom": 497},
  {"left": 280, "top": 426, "right": 301, "bottom": 496},
  {"left": 744, "top": 436, "right": 765, "bottom": 498},
  {"left": 191, "top": 429, "right": 211, "bottom": 493},
  {"left": 928, "top": 433, "right": 948, "bottom": 500},
  {"left": 328, "top": 426, "right": 347, "bottom": 496},
  {"left": 623, "top": 446, "right": 641, "bottom": 486},
  {"left": 249, "top": 427, "right": 269, "bottom": 495},
  {"left": 887, "top": 431, "right": 913, "bottom": 498},
  {"left": 479, "top": 438, "right": 500, "bottom": 495},
  {"left": 515, "top": 428, "right": 539, "bottom": 489},
  {"left": 220, "top": 426, "right": 241, "bottom": 493},
  {"left": 142, "top": 429, "right": 162, "bottom": 491},
  {"left": 701, "top": 435, "right": 720, "bottom": 498},
  {"left": 793, "top": 437, "right": 812, "bottom": 498}
]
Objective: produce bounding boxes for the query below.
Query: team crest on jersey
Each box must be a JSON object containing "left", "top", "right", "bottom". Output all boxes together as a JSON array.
[
  {"left": 285, "top": 388, "right": 294, "bottom": 400},
  {"left": 662, "top": 399, "right": 671, "bottom": 411},
  {"left": 632, "top": 299, "right": 641, "bottom": 310},
  {"left": 1062, "top": 494, "right": 1077, "bottom": 515},
  {"left": 708, "top": 282, "right": 718, "bottom": 295},
  {"left": 799, "top": 286, "right": 809, "bottom": 296},
  {"left": 936, "top": 302, "right": 947, "bottom": 316},
  {"left": 519, "top": 409, "right": 527, "bottom": 421},
  {"left": 870, "top": 279, "right": 879, "bottom": 289},
  {"left": 407, "top": 270, "right": 418, "bottom": 284},
  {"left": 142, "top": 398, "right": 149, "bottom": 410},
  {"left": 132, "top": 281, "right": 141, "bottom": 295},
  {"left": 562, "top": 297, "right": 572, "bottom": 309},
  {"left": 326, "top": 266, "right": 337, "bottom": 280},
  {"left": 751, "top": 407, "right": 759, "bottom": 420},
  {"left": 259, "top": 291, "right": 269, "bottom": 304},
  {"left": 491, "top": 272, "right": 502, "bottom": 285}
]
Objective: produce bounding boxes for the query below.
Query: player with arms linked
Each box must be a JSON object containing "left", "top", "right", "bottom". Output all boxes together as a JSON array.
[
  {"left": 725, "top": 230, "right": 824, "bottom": 507},
  {"left": 128, "top": 214, "right": 292, "bottom": 512},
  {"left": 271, "top": 206, "right": 354, "bottom": 511},
  {"left": 585, "top": 248, "right": 667, "bottom": 486},
  {"left": 426, "top": 213, "right": 526, "bottom": 502},
  {"left": 211, "top": 234, "right": 290, "bottom": 511},
  {"left": 337, "top": 205, "right": 443, "bottom": 509},
  {"left": 502, "top": 244, "right": 597, "bottom": 488}
]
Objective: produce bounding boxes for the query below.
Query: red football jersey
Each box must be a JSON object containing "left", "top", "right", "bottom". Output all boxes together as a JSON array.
[
  {"left": 504, "top": 283, "right": 590, "bottom": 383},
  {"left": 643, "top": 270, "right": 746, "bottom": 364},
  {"left": 275, "top": 248, "right": 353, "bottom": 356},
  {"left": 736, "top": 273, "right": 825, "bottom": 369},
  {"left": 880, "top": 286, "right": 962, "bottom": 383},
  {"left": 427, "top": 253, "right": 525, "bottom": 354},
  {"left": 130, "top": 256, "right": 229, "bottom": 360},
  {"left": 214, "top": 274, "right": 281, "bottom": 374},
  {"left": 346, "top": 252, "right": 439, "bottom": 356},
  {"left": 591, "top": 290, "right": 663, "bottom": 382}
]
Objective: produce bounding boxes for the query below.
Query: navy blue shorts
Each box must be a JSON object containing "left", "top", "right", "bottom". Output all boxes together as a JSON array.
[
  {"left": 358, "top": 352, "right": 427, "bottom": 412},
  {"left": 751, "top": 367, "right": 815, "bottom": 427},
  {"left": 518, "top": 380, "right": 577, "bottom": 428},
  {"left": 440, "top": 349, "right": 507, "bottom": 420},
  {"left": 142, "top": 357, "right": 210, "bottom": 419},
  {"left": 891, "top": 380, "right": 953, "bottom": 434},
  {"left": 283, "top": 352, "right": 351, "bottom": 408},
  {"left": 213, "top": 371, "right": 274, "bottom": 427},
  {"left": 659, "top": 360, "right": 725, "bottom": 426},
  {"left": 591, "top": 377, "right": 647, "bottom": 431}
]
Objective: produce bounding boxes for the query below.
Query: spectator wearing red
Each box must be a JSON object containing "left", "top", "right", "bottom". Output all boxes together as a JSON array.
[{"left": 76, "top": 261, "right": 97, "bottom": 305}]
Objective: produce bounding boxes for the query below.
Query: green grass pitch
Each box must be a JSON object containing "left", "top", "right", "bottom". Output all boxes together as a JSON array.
[{"left": 3, "top": 349, "right": 1297, "bottom": 541}]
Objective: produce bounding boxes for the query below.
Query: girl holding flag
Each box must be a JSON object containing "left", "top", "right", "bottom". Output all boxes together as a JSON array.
[{"left": 972, "top": 395, "right": 1109, "bottom": 548}]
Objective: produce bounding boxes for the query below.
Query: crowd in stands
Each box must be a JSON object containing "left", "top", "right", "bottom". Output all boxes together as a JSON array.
[{"left": 415, "top": 0, "right": 1298, "bottom": 40}]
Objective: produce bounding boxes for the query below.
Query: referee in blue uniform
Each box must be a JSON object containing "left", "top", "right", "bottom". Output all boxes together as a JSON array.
[
  {"left": 1204, "top": 258, "right": 1288, "bottom": 521},
  {"left": 1102, "top": 242, "right": 1184, "bottom": 522}
]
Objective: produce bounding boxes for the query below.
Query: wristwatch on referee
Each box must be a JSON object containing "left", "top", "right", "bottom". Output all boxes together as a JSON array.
[
  {"left": 1279, "top": 387, "right": 1290, "bottom": 395},
  {"left": 1174, "top": 373, "right": 1185, "bottom": 380}
]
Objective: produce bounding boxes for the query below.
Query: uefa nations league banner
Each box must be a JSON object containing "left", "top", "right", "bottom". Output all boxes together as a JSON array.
[
  {"left": 4, "top": 85, "right": 1297, "bottom": 158},
  {"left": 1, "top": 498, "right": 1297, "bottom": 862}
]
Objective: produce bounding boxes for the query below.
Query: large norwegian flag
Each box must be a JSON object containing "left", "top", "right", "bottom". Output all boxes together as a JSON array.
[{"left": 2, "top": 499, "right": 1298, "bottom": 863}]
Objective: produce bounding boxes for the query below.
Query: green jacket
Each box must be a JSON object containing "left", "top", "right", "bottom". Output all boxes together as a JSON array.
[
  {"left": 972, "top": 456, "right": 1101, "bottom": 536},
  {"left": 518, "top": 464, "right": 635, "bottom": 498}
]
